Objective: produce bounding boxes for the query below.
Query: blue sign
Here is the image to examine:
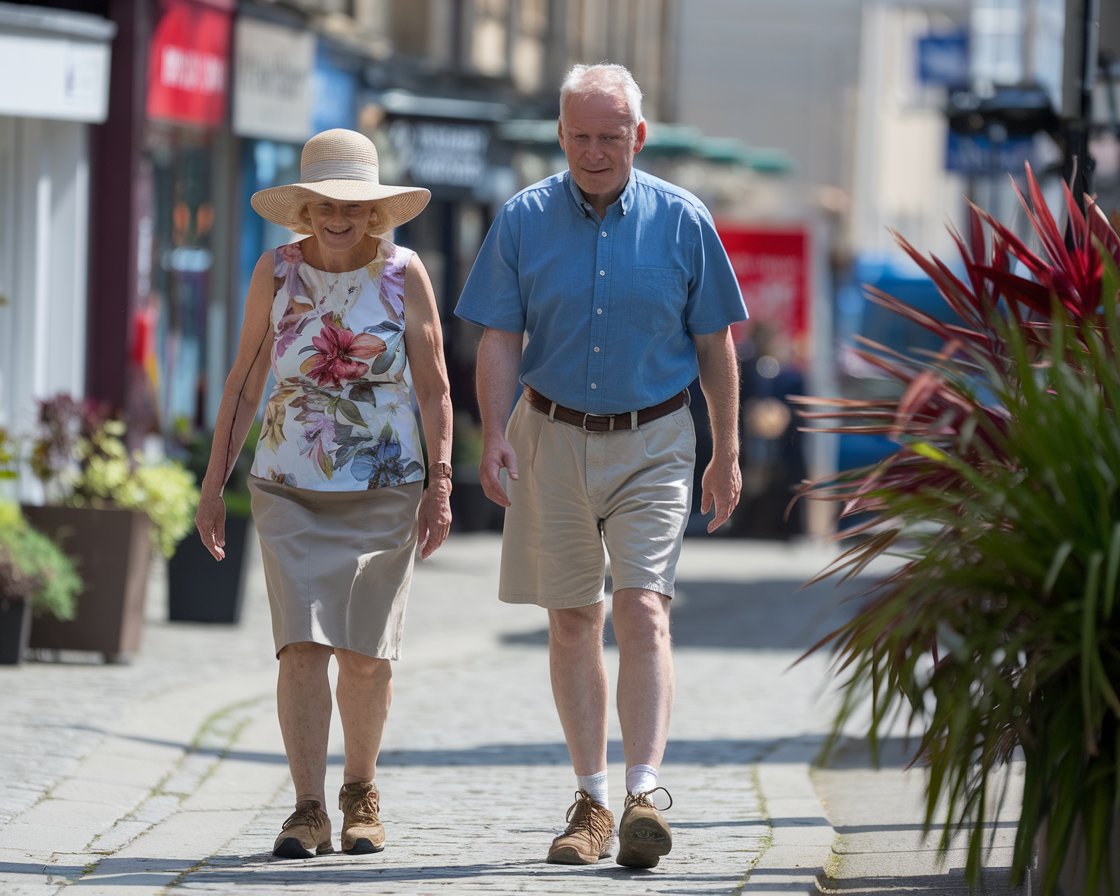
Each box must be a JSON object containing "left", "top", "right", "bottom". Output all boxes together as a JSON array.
[
  {"left": 312, "top": 46, "right": 357, "bottom": 133},
  {"left": 945, "top": 131, "right": 1035, "bottom": 176},
  {"left": 917, "top": 31, "right": 969, "bottom": 86}
]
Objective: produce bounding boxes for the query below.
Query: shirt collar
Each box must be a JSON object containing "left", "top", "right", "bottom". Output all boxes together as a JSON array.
[{"left": 564, "top": 170, "right": 638, "bottom": 217}]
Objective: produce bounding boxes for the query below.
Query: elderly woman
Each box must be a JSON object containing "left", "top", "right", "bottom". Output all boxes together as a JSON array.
[{"left": 195, "top": 129, "right": 452, "bottom": 859}]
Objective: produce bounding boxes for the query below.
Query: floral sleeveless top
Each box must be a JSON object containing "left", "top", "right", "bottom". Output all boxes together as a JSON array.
[{"left": 250, "top": 239, "right": 425, "bottom": 491}]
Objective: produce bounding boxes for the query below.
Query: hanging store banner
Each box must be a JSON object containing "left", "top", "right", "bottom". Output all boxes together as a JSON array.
[
  {"left": 716, "top": 224, "right": 811, "bottom": 344},
  {"left": 146, "top": 0, "right": 231, "bottom": 127},
  {"left": 233, "top": 17, "right": 315, "bottom": 142}
]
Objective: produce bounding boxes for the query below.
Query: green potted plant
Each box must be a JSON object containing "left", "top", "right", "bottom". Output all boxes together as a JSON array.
[
  {"left": 794, "top": 169, "right": 1120, "bottom": 896},
  {"left": 166, "top": 418, "right": 258, "bottom": 623},
  {"left": 20, "top": 394, "right": 199, "bottom": 661},
  {"left": 0, "top": 501, "right": 81, "bottom": 664}
]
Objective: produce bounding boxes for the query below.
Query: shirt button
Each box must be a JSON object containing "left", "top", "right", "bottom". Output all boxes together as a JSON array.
[
  {"left": 593, "top": 346, "right": 600, "bottom": 353},
  {"left": 596, "top": 308, "right": 603, "bottom": 315},
  {"left": 590, "top": 383, "right": 598, "bottom": 390},
  {"left": 601, "top": 231, "right": 607, "bottom": 237},
  {"left": 599, "top": 270, "right": 605, "bottom": 276}
]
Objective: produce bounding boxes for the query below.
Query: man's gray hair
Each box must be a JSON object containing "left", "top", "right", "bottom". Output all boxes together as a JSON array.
[{"left": 560, "top": 63, "right": 644, "bottom": 124}]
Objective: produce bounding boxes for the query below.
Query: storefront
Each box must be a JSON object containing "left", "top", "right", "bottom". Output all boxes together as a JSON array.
[
  {"left": 138, "top": 0, "right": 234, "bottom": 437},
  {"left": 0, "top": 2, "right": 114, "bottom": 440}
]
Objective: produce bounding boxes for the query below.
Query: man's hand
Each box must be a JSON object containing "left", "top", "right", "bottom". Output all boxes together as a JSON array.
[
  {"left": 700, "top": 452, "right": 742, "bottom": 533},
  {"left": 480, "top": 434, "right": 519, "bottom": 507}
]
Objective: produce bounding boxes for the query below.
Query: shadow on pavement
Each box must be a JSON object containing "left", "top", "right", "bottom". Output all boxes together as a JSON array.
[
  {"left": 112, "top": 729, "right": 949, "bottom": 776},
  {"left": 0, "top": 862, "right": 86, "bottom": 877},
  {"left": 180, "top": 855, "right": 750, "bottom": 887},
  {"left": 814, "top": 869, "right": 1026, "bottom": 895},
  {"left": 501, "top": 575, "right": 868, "bottom": 651}
]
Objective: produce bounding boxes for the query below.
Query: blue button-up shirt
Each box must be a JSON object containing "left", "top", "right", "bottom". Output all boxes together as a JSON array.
[{"left": 455, "top": 168, "right": 748, "bottom": 415}]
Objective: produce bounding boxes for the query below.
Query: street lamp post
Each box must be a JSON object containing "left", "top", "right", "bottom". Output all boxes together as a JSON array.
[{"left": 1062, "top": 0, "right": 1100, "bottom": 209}]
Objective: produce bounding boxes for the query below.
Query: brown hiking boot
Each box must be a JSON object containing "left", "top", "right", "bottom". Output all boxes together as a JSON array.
[
  {"left": 338, "top": 782, "right": 385, "bottom": 854},
  {"left": 273, "top": 799, "right": 334, "bottom": 858},
  {"left": 546, "top": 790, "right": 615, "bottom": 865},
  {"left": 616, "top": 787, "right": 673, "bottom": 868}
]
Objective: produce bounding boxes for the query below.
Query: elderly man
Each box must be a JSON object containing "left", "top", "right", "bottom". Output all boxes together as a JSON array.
[{"left": 455, "top": 62, "right": 746, "bottom": 868}]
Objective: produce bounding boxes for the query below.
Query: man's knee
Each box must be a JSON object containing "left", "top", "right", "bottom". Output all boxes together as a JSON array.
[
  {"left": 548, "top": 603, "right": 604, "bottom": 649},
  {"left": 611, "top": 589, "right": 671, "bottom": 647}
]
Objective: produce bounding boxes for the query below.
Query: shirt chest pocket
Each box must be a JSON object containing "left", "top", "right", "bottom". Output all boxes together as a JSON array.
[{"left": 628, "top": 267, "right": 687, "bottom": 335}]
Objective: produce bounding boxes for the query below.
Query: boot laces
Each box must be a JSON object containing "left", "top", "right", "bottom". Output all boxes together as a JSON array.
[
  {"left": 283, "top": 799, "right": 325, "bottom": 831},
  {"left": 343, "top": 786, "right": 380, "bottom": 824},
  {"left": 565, "top": 791, "right": 612, "bottom": 841},
  {"left": 625, "top": 785, "right": 673, "bottom": 812}
]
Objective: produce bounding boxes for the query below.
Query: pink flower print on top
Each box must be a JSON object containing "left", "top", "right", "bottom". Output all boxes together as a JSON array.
[{"left": 298, "top": 313, "right": 387, "bottom": 388}]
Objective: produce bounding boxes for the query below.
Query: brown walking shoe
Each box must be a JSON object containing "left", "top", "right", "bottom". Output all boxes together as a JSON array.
[
  {"left": 546, "top": 790, "right": 615, "bottom": 865},
  {"left": 616, "top": 787, "right": 673, "bottom": 868},
  {"left": 273, "top": 799, "right": 334, "bottom": 859},
  {"left": 338, "top": 782, "right": 385, "bottom": 854}
]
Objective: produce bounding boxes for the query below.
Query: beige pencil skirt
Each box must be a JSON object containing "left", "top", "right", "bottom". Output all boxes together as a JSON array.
[{"left": 247, "top": 475, "right": 423, "bottom": 660}]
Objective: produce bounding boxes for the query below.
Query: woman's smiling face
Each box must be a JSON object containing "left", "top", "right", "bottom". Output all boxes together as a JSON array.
[{"left": 305, "top": 199, "right": 377, "bottom": 252}]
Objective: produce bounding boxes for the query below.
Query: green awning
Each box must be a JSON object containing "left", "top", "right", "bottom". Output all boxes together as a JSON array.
[{"left": 498, "top": 119, "right": 795, "bottom": 174}]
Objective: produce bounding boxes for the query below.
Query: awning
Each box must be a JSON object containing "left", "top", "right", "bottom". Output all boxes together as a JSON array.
[
  {"left": 699, "top": 137, "right": 796, "bottom": 174},
  {"left": 499, "top": 118, "right": 793, "bottom": 173}
]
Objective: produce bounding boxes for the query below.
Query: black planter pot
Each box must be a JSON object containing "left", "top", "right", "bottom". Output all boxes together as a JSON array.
[
  {"left": 0, "top": 597, "right": 31, "bottom": 664},
  {"left": 167, "top": 515, "right": 251, "bottom": 624}
]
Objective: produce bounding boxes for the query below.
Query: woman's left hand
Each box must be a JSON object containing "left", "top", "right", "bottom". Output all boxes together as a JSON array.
[{"left": 417, "top": 479, "right": 452, "bottom": 559}]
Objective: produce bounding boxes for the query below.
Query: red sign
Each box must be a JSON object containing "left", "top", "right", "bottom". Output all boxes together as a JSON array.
[
  {"left": 717, "top": 224, "right": 811, "bottom": 344},
  {"left": 147, "top": 0, "right": 231, "bottom": 127}
]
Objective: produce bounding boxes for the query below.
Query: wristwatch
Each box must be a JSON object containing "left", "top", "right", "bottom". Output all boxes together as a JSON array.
[{"left": 429, "top": 461, "right": 453, "bottom": 481}]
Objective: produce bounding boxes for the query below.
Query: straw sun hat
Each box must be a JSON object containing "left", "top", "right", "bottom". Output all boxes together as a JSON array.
[{"left": 250, "top": 129, "right": 431, "bottom": 237}]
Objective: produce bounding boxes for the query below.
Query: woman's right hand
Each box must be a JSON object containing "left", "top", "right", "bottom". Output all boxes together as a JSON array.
[{"left": 195, "top": 490, "right": 228, "bottom": 561}]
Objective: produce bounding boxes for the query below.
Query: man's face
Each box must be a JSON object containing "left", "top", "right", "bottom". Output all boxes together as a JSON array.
[{"left": 558, "top": 90, "right": 646, "bottom": 212}]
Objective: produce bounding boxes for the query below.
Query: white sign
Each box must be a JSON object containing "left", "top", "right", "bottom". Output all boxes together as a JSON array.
[
  {"left": 0, "top": 32, "right": 110, "bottom": 122},
  {"left": 232, "top": 17, "right": 314, "bottom": 142}
]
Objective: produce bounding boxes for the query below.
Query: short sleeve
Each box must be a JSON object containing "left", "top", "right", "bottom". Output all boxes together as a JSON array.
[
  {"left": 454, "top": 207, "right": 526, "bottom": 333},
  {"left": 683, "top": 208, "right": 748, "bottom": 335}
]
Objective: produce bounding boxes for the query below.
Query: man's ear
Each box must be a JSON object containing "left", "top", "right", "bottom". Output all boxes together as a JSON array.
[{"left": 634, "top": 119, "right": 648, "bottom": 154}]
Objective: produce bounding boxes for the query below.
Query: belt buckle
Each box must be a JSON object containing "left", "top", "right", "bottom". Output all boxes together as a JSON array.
[{"left": 581, "top": 412, "right": 613, "bottom": 432}]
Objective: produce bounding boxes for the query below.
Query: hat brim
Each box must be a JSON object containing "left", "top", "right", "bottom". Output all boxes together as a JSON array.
[{"left": 250, "top": 180, "right": 431, "bottom": 236}]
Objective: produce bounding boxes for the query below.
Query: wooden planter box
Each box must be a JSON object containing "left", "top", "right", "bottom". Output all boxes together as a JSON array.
[
  {"left": 21, "top": 505, "right": 152, "bottom": 663},
  {"left": 167, "top": 514, "right": 251, "bottom": 624}
]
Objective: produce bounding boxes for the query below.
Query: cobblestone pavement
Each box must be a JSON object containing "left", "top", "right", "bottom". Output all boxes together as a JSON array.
[{"left": 0, "top": 532, "right": 1025, "bottom": 895}]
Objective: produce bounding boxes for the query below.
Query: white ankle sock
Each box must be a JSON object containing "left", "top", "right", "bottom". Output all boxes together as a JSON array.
[
  {"left": 625, "top": 764, "right": 658, "bottom": 796},
  {"left": 577, "top": 771, "right": 609, "bottom": 807}
]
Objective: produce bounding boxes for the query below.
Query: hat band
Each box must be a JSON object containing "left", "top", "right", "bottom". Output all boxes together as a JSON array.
[{"left": 301, "top": 159, "right": 380, "bottom": 184}]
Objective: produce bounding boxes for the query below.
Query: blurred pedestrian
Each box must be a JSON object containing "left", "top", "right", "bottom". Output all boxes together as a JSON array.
[
  {"left": 195, "top": 128, "right": 452, "bottom": 858},
  {"left": 455, "top": 63, "right": 746, "bottom": 868}
]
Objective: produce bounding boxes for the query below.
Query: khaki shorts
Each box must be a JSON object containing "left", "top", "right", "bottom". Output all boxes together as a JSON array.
[{"left": 498, "top": 397, "right": 696, "bottom": 609}]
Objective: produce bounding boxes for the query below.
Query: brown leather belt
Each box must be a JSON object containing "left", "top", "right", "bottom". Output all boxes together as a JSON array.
[{"left": 523, "top": 386, "right": 689, "bottom": 432}]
